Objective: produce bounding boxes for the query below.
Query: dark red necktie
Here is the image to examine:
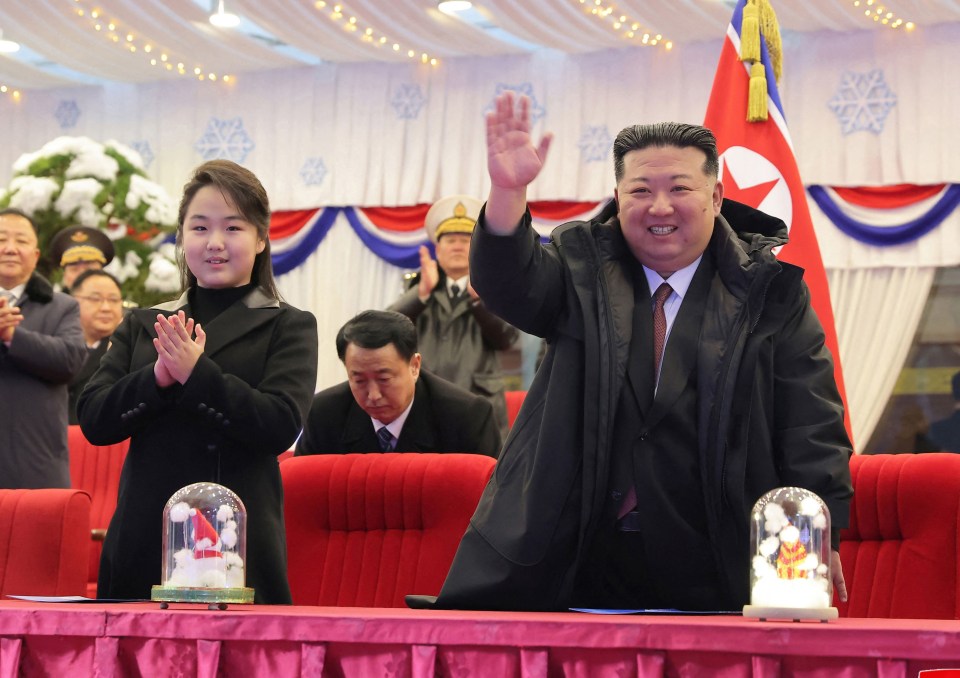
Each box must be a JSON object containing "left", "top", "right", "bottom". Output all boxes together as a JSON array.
[{"left": 652, "top": 282, "right": 673, "bottom": 375}]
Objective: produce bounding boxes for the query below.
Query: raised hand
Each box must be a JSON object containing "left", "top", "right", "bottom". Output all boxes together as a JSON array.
[
  {"left": 153, "top": 311, "right": 207, "bottom": 385},
  {"left": 417, "top": 245, "right": 439, "bottom": 301},
  {"left": 0, "top": 297, "right": 23, "bottom": 343},
  {"left": 486, "top": 91, "right": 553, "bottom": 190},
  {"left": 484, "top": 91, "right": 553, "bottom": 235}
]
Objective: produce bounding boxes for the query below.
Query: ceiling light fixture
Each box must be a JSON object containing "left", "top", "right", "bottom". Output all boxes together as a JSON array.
[
  {"left": 0, "top": 28, "right": 21, "bottom": 53},
  {"left": 438, "top": 1, "right": 473, "bottom": 15},
  {"left": 209, "top": 0, "right": 241, "bottom": 28}
]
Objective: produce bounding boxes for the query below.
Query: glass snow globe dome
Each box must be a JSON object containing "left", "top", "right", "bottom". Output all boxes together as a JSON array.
[
  {"left": 151, "top": 482, "right": 254, "bottom": 607},
  {"left": 742, "top": 486, "right": 837, "bottom": 621}
]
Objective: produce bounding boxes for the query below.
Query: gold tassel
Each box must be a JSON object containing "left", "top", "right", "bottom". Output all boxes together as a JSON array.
[
  {"left": 747, "top": 62, "right": 768, "bottom": 122},
  {"left": 758, "top": 0, "right": 783, "bottom": 83},
  {"left": 740, "top": 0, "right": 761, "bottom": 63}
]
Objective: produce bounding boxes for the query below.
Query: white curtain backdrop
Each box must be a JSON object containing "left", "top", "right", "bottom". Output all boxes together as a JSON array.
[
  {"left": 2, "top": 23, "right": 959, "bottom": 205},
  {"left": 829, "top": 266, "right": 937, "bottom": 450},
  {"left": 275, "top": 220, "right": 408, "bottom": 390},
  {"left": 1, "top": 19, "right": 958, "bottom": 447}
]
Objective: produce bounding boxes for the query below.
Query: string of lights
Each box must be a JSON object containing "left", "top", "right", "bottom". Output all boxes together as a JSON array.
[
  {"left": 70, "top": 0, "right": 234, "bottom": 83},
  {"left": 574, "top": 0, "right": 673, "bottom": 50},
  {"left": 1, "top": 84, "right": 22, "bottom": 101},
  {"left": 852, "top": 1, "right": 914, "bottom": 30},
  {"left": 311, "top": 1, "right": 439, "bottom": 66}
]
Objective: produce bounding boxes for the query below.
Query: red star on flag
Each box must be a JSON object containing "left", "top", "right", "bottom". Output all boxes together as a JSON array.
[{"left": 721, "top": 158, "right": 780, "bottom": 208}]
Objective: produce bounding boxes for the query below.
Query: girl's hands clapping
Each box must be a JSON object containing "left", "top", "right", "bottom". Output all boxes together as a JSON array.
[{"left": 153, "top": 311, "right": 207, "bottom": 386}]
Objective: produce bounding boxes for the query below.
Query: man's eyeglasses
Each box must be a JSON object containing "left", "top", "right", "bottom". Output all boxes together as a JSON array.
[{"left": 76, "top": 295, "right": 123, "bottom": 307}]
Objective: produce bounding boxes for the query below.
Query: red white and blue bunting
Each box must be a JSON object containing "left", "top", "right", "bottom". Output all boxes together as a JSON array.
[
  {"left": 268, "top": 201, "right": 610, "bottom": 273},
  {"left": 268, "top": 186, "right": 959, "bottom": 272},
  {"left": 807, "top": 183, "right": 960, "bottom": 247}
]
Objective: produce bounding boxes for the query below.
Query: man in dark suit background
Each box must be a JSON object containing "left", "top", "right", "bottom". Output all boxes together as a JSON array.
[
  {"left": 296, "top": 309, "right": 501, "bottom": 458},
  {"left": 0, "top": 208, "right": 87, "bottom": 488},
  {"left": 67, "top": 269, "right": 125, "bottom": 424}
]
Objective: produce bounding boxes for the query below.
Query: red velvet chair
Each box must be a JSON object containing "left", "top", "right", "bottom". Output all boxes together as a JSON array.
[
  {"left": 505, "top": 390, "right": 526, "bottom": 429},
  {"left": 0, "top": 489, "right": 91, "bottom": 598},
  {"left": 67, "top": 425, "right": 129, "bottom": 598},
  {"left": 838, "top": 453, "right": 960, "bottom": 619},
  {"left": 281, "top": 453, "right": 495, "bottom": 607}
]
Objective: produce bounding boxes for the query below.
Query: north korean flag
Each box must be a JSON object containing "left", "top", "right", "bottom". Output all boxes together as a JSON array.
[{"left": 705, "top": 0, "right": 850, "bottom": 437}]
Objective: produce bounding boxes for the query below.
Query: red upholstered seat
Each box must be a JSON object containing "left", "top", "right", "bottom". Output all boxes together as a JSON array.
[
  {"left": 0, "top": 489, "right": 91, "bottom": 598},
  {"left": 505, "top": 390, "right": 526, "bottom": 429},
  {"left": 838, "top": 453, "right": 960, "bottom": 619},
  {"left": 67, "top": 425, "right": 129, "bottom": 598},
  {"left": 281, "top": 453, "right": 495, "bottom": 607}
]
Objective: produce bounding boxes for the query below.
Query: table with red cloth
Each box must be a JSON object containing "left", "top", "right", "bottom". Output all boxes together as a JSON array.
[{"left": 0, "top": 600, "right": 958, "bottom": 677}]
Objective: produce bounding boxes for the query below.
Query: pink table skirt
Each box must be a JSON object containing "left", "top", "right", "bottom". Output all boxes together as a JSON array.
[{"left": 1, "top": 600, "right": 958, "bottom": 677}]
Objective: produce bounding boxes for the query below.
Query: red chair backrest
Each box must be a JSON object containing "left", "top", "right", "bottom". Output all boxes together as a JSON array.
[
  {"left": 505, "top": 390, "right": 526, "bottom": 429},
  {"left": 281, "top": 453, "right": 495, "bottom": 607},
  {"left": 838, "top": 453, "right": 960, "bottom": 619},
  {"left": 0, "top": 489, "right": 91, "bottom": 598},
  {"left": 67, "top": 425, "right": 129, "bottom": 596}
]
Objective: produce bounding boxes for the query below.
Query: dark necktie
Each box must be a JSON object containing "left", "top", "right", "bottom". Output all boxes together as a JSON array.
[
  {"left": 376, "top": 426, "right": 395, "bottom": 452},
  {"left": 652, "top": 282, "right": 673, "bottom": 375},
  {"left": 449, "top": 284, "right": 461, "bottom": 299}
]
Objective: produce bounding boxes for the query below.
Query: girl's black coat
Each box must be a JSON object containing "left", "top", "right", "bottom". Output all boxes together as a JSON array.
[{"left": 78, "top": 287, "right": 318, "bottom": 603}]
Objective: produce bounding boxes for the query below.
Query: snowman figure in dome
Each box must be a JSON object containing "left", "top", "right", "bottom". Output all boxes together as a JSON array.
[
  {"left": 775, "top": 523, "right": 810, "bottom": 580},
  {"left": 166, "top": 502, "right": 242, "bottom": 589}
]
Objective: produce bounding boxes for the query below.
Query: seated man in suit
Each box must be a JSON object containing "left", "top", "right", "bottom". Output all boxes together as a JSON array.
[{"left": 296, "top": 309, "right": 501, "bottom": 458}]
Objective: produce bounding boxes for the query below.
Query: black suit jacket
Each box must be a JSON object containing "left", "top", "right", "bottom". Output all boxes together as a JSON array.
[
  {"left": 296, "top": 369, "right": 501, "bottom": 458},
  {"left": 68, "top": 341, "right": 109, "bottom": 425}
]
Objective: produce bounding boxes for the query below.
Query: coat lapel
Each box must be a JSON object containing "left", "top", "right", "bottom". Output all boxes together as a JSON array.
[
  {"left": 395, "top": 379, "right": 437, "bottom": 451},
  {"left": 341, "top": 401, "right": 380, "bottom": 451},
  {"left": 626, "top": 270, "right": 655, "bottom": 418},
  {"left": 645, "top": 252, "right": 716, "bottom": 428},
  {"left": 130, "top": 288, "right": 279, "bottom": 357},
  {"left": 201, "top": 304, "right": 277, "bottom": 357}
]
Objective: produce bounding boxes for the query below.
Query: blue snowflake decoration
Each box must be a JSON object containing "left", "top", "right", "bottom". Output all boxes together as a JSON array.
[
  {"left": 391, "top": 84, "right": 427, "bottom": 120},
  {"left": 55, "top": 100, "right": 80, "bottom": 129},
  {"left": 578, "top": 125, "right": 612, "bottom": 163},
  {"left": 300, "top": 157, "right": 327, "bottom": 187},
  {"left": 486, "top": 83, "right": 546, "bottom": 124},
  {"left": 827, "top": 69, "right": 897, "bottom": 135},
  {"left": 129, "top": 140, "right": 155, "bottom": 169},
  {"left": 194, "top": 117, "right": 255, "bottom": 162}
]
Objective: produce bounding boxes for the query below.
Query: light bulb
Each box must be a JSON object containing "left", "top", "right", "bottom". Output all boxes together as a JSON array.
[
  {"left": 438, "top": 1, "right": 472, "bottom": 15},
  {"left": 0, "top": 29, "right": 20, "bottom": 53},
  {"left": 209, "top": 1, "right": 240, "bottom": 28}
]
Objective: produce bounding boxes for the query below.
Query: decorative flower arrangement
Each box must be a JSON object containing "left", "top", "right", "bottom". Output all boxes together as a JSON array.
[{"left": 0, "top": 136, "right": 180, "bottom": 307}]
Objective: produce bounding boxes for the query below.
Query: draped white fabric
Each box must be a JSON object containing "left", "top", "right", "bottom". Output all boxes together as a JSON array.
[
  {"left": 275, "top": 219, "right": 408, "bottom": 391},
  {"left": 2, "top": 23, "right": 959, "bottom": 209},
  {"left": 829, "top": 266, "right": 937, "bottom": 450}
]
